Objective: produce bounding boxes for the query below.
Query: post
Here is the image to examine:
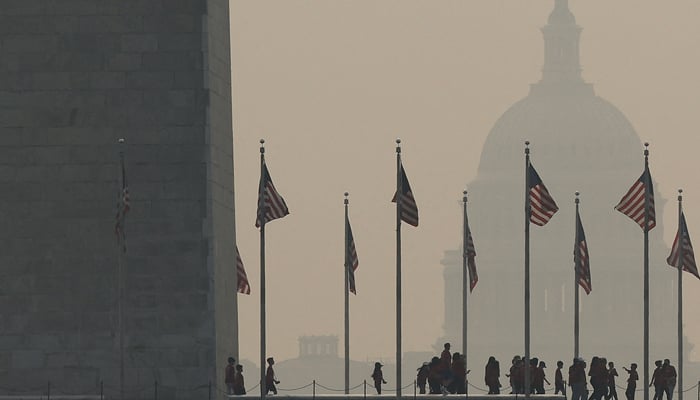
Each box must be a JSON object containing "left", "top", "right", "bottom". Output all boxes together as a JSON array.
[
  {"left": 154, "top": 380, "right": 158, "bottom": 400},
  {"left": 313, "top": 379, "right": 316, "bottom": 400},
  {"left": 574, "top": 192, "right": 580, "bottom": 359},
  {"left": 678, "top": 189, "right": 684, "bottom": 400},
  {"left": 47, "top": 381, "right": 51, "bottom": 400},
  {"left": 524, "top": 141, "right": 531, "bottom": 398},
  {"left": 208, "top": 380, "right": 212, "bottom": 400},
  {"left": 259, "top": 139, "right": 268, "bottom": 400},
  {"left": 643, "top": 143, "right": 650, "bottom": 400},
  {"left": 364, "top": 379, "right": 367, "bottom": 400},
  {"left": 396, "top": 138, "right": 403, "bottom": 398},
  {"left": 100, "top": 380, "right": 104, "bottom": 400},
  {"left": 462, "top": 189, "right": 469, "bottom": 399},
  {"left": 345, "top": 192, "right": 350, "bottom": 395}
]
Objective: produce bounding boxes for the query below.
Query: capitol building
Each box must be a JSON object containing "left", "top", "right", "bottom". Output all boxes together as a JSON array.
[{"left": 439, "top": 0, "right": 684, "bottom": 375}]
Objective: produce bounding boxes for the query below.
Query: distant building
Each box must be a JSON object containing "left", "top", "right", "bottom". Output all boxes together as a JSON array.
[
  {"left": 438, "top": 0, "right": 685, "bottom": 376},
  {"left": 298, "top": 335, "right": 339, "bottom": 358}
]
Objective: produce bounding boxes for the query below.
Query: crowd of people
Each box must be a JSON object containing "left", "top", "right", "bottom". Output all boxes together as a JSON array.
[
  {"left": 490, "top": 354, "right": 677, "bottom": 400},
  {"left": 223, "top": 348, "right": 677, "bottom": 398},
  {"left": 406, "top": 343, "right": 471, "bottom": 395},
  {"left": 404, "top": 349, "right": 678, "bottom": 399}
]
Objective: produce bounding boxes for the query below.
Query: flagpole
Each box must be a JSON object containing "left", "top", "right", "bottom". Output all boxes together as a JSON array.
[
  {"left": 344, "top": 192, "right": 350, "bottom": 395},
  {"left": 574, "top": 192, "right": 580, "bottom": 359},
  {"left": 117, "top": 138, "right": 126, "bottom": 400},
  {"left": 395, "top": 138, "right": 403, "bottom": 399},
  {"left": 524, "top": 141, "right": 531, "bottom": 398},
  {"left": 259, "top": 139, "right": 267, "bottom": 400},
  {"left": 462, "top": 189, "right": 469, "bottom": 400},
  {"left": 677, "top": 189, "right": 684, "bottom": 400},
  {"left": 643, "top": 143, "right": 650, "bottom": 400}
]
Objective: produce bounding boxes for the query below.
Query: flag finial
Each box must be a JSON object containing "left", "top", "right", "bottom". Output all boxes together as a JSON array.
[
  {"left": 344, "top": 192, "right": 349, "bottom": 205},
  {"left": 575, "top": 191, "right": 580, "bottom": 205},
  {"left": 396, "top": 138, "right": 401, "bottom": 154},
  {"left": 678, "top": 189, "right": 683, "bottom": 202},
  {"left": 644, "top": 142, "right": 649, "bottom": 156},
  {"left": 463, "top": 190, "right": 468, "bottom": 203},
  {"left": 525, "top": 140, "right": 530, "bottom": 155},
  {"left": 260, "top": 138, "right": 265, "bottom": 154}
]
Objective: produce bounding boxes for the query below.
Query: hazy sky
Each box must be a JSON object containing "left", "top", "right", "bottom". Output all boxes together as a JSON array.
[{"left": 230, "top": 0, "right": 700, "bottom": 364}]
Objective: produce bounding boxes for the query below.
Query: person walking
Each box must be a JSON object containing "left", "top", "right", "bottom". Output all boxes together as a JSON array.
[
  {"left": 233, "top": 364, "right": 246, "bottom": 395},
  {"left": 606, "top": 361, "right": 619, "bottom": 400},
  {"left": 451, "top": 353, "right": 467, "bottom": 394},
  {"left": 650, "top": 360, "right": 665, "bottom": 400},
  {"left": 623, "top": 363, "right": 638, "bottom": 400},
  {"left": 417, "top": 362, "right": 430, "bottom": 394},
  {"left": 265, "top": 357, "right": 280, "bottom": 395},
  {"left": 589, "top": 357, "right": 607, "bottom": 400},
  {"left": 662, "top": 359, "right": 677, "bottom": 400},
  {"left": 225, "top": 357, "right": 236, "bottom": 395},
  {"left": 485, "top": 356, "right": 501, "bottom": 395},
  {"left": 428, "top": 357, "right": 442, "bottom": 394},
  {"left": 570, "top": 358, "right": 588, "bottom": 400},
  {"left": 371, "top": 362, "right": 387, "bottom": 394},
  {"left": 533, "top": 361, "right": 550, "bottom": 394},
  {"left": 440, "top": 343, "right": 453, "bottom": 394},
  {"left": 555, "top": 361, "right": 566, "bottom": 397}
]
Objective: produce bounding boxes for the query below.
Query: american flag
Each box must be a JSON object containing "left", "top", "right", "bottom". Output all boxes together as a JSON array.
[
  {"left": 465, "top": 224, "right": 478, "bottom": 292},
  {"left": 527, "top": 163, "right": 558, "bottom": 226},
  {"left": 255, "top": 159, "right": 289, "bottom": 228},
  {"left": 235, "top": 245, "right": 251, "bottom": 295},
  {"left": 614, "top": 167, "right": 656, "bottom": 231},
  {"left": 115, "top": 155, "right": 130, "bottom": 252},
  {"left": 574, "top": 211, "right": 592, "bottom": 294},
  {"left": 666, "top": 211, "right": 700, "bottom": 280},
  {"left": 346, "top": 215, "right": 359, "bottom": 294},
  {"left": 391, "top": 162, "right": 419, "bottom": 227}
]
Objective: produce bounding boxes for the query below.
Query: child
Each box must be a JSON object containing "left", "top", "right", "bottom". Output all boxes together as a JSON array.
[
  {"left": 623, "top": 363, "right": 638, "bottom": 400},
  {"left": 371, "top": 362, "right": 387, "bottom": 394}
]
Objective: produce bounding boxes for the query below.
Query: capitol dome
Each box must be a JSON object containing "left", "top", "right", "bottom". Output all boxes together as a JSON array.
[
  {"left": 479, "top": 92, "right": 642, "bottom": 176},
  {"left": 478, "top": 0, "right": 641, "bottom": 177}
]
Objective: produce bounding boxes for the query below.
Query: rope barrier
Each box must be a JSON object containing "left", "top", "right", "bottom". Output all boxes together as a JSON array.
[
  {"left": 315, "top": 383, "right": 348, "bottom": 392},
  {"left": 683, "top": 382, "right": 700, "bottom": 393},
  {"left": 279, "top": 382, "right": 315, "bottom": 392},
  {"left": 3, "top": 378, "right": 695, "bottom": 397}
]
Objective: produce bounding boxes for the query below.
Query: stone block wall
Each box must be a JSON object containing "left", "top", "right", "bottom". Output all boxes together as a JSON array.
[{"left": 0, "top": 0, "right": 236, "bottom": 397}]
